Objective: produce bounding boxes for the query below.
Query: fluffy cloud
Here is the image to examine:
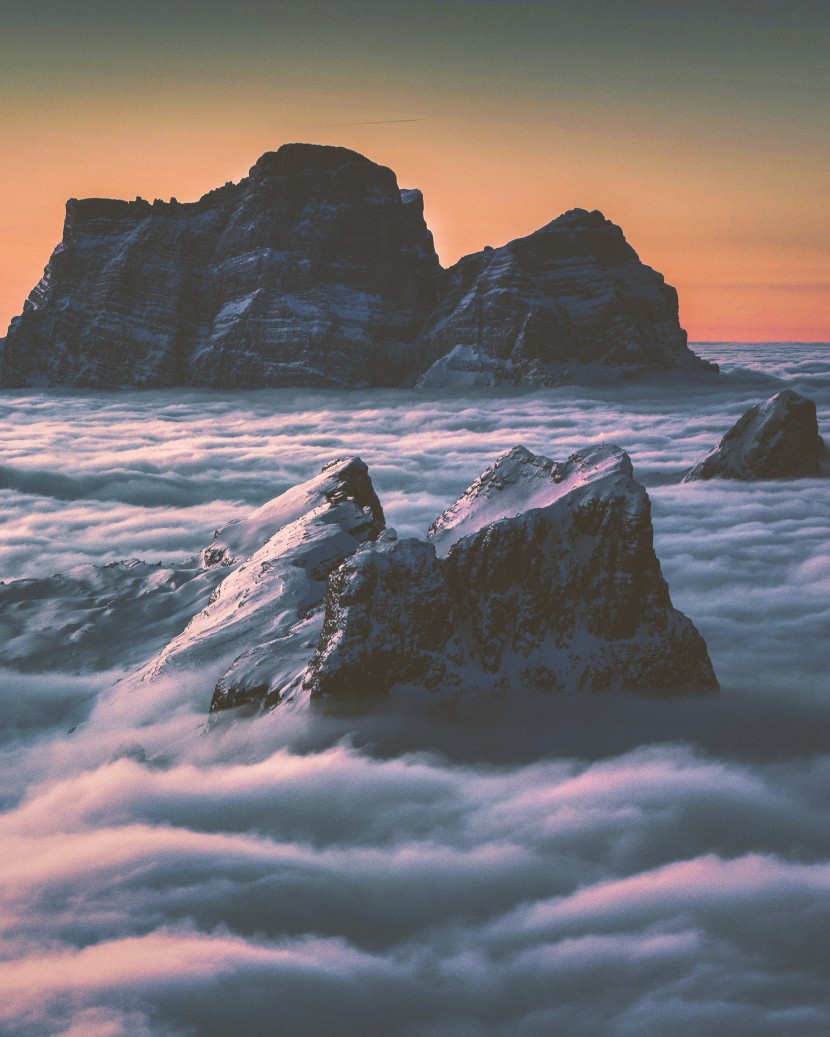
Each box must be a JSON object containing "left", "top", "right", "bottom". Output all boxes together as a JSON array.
[{"left": 1, "top": 345, "right": 829, "bottom": 1035}]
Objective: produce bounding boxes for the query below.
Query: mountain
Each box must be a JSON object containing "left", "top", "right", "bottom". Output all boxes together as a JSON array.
[
  {"left": 683, "top": 389, "right": 827, "bottom": 481},
  {"left": 0, "top": 447, "right": 717, "bottom": 714},
  {"left": 305, "top": 445, "right": 718, "bottom": 702},
  {"left": 0, "top": 146, "right": 715, "bottom": 388},
  {"left": 414, "top": 209, "right": 717, "bottom": 386},
  {"left": 137, "top": 456, "right": 385, "bottom": 715},
  {"left": 0, "top": 145, "right": 439, "bottom": 388}
]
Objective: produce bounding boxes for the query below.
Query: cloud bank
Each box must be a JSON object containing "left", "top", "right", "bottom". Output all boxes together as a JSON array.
[{"left": 1, "top": 344, "right": 829, "bottom": 1035}]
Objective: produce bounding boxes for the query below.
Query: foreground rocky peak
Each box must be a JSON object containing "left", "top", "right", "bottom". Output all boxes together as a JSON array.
[
  {"left": 305, "top": 444, "right": 718, "bottom": 702},
  {"left": 136, "top": 456, "right": 386, "bottom": 714},
  {"left": 1, "top": 143, "right": 439, "bottom": 389},
  {"left": 0, "top": 147, "right": 716, "bottom": 389},
  {"left": 0, "top": 446, "right": 717, "bottom": 718},
  {"left": 683, "top": 389, "right": 827, "bottom": 482},
  {"left": 415, "top": 208, "right": 717, "bottom": 387},
  {"left": 201, "top": 456, "right": 384, "bottom": 569}
]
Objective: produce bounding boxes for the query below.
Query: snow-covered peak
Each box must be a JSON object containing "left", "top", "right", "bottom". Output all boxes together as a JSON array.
[
  {"left": 201, "top": 456, "right": 384, "bottom": 568},
  {"left": 428, "top": 442, "right": 633, "bottom": 555}
]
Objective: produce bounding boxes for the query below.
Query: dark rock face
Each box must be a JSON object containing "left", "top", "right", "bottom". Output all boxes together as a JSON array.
[
  {"left": 305, "top": 444, "right": 718, "bottom": 701},
  {"left": 414, "top": 209, "right": 717, "bottom": 386},
  {"left": 683, "top": 390, "right": 827, "bottom": 482},
  {"left": 1, "top": 148, "right": 717, "bottom": 389},
  {"left": 0, "top": 144, "right": 439, "bottom": 388},
  {"left": 303, "top": 532, "right": 456, "bottom": 700}
]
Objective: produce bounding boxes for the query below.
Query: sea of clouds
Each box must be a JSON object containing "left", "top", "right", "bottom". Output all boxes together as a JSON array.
[{"left": 1, "top": 344, "right": 829, "bottom": 1036}]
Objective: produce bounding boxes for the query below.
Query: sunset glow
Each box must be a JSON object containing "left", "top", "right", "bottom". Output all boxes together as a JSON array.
[{"left": 1, "top": 1, "right": 827, "bottom": 341}]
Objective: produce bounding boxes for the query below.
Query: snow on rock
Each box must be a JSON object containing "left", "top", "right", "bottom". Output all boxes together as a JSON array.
[
  {"left": 0, "top": 457, "right": 384, "bottom": 715},
  {"left": 427, "top": 443, "right": 632, "bottom": 555},
  {"left": 683, "top": 389, "right": 827, "bottom": 482},
  {"left": 135, "top": 457, "right": 385, "bottom": 715},
  {"left": 0, "top": 447, "right": 717, "bottom": 718},
  {"left": 305, "top": 444, "right": 718, "bottom": 701},
  {"left": 414, "top": 208, "right": 717, "bottom": 387}
]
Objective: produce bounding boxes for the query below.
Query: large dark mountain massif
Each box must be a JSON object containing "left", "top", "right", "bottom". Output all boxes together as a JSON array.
[
  {"left": 0, "top": 144, "right": 716, "bottom": 388},
  {"left": 0, "top": 446, "right": 718, "bottom": 717}
]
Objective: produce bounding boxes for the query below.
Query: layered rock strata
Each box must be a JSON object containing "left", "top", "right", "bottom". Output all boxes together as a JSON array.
[
  {"left": 683, "top": 390, "right": 827, "bottom": 481},
  {"left": 414, "top": 209, "right": 717, "bottom": 386},
  {"left": 0, "top": 145, "right": 439, "bottom": 388},
  {"left": 1, "top": 147, "right": 716, "bottom": 388}
]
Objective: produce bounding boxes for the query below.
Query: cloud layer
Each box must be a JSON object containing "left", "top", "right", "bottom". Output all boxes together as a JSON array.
[{"left": 1, "top": 344, "right": 829, "bottom": 1035}]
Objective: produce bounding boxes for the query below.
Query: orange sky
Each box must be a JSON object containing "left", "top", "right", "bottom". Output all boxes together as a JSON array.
[{"left": 1, "top": 2, "right": 827, "bottom": 341}]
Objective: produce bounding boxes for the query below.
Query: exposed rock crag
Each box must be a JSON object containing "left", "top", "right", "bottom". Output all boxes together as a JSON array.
[
  {"left": 138, "top": 456, "right": 385, "bottom": 714},
  {"left": 1, "top": 145, "right": 439, "bottom": 388},
  {"left": 305, "top": 445, "right": 718, "bottom": 701},
  {"left": 0, "top": 448, "right": 717, "bottom": 715},
  {"left": 683, "top": 390, "right": 827, "bottom": 482},
  {"left": 1, "top": 147, "right": 715, "bottom": 388},
  {"left": 414, "top": 209, "right": 717, "bottom": 386}
]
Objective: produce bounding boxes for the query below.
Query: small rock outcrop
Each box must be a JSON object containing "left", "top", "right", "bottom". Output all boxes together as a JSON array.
[
  {"left": 683, "top": 390, "right": 826, "bottom": 482},
  {"left": 305, "top": 444, "right": 718, "bottom": 700},
  {"left": 0, "top": 149, "right": 717, "bottom": 389},
  {"left": 414, "top": 209, "right": 717, "bottom": 387},
  {"left": 0, "top": 145, "right": 439, "bottom": 388}
]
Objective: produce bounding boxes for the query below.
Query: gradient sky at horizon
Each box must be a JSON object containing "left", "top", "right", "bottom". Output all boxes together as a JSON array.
[{"left": 1, "top": 0, "right": 828, "bottom": 341}]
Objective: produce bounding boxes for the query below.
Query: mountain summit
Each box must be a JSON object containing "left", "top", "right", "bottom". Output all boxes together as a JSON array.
[{"left": 0, "top": 144, "right": 715, "bottom": 388}]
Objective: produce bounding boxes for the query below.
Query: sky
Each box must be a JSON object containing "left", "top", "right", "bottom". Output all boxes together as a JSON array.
[{"left": 0, "top": 1, "right": 828, "bottom": 339}]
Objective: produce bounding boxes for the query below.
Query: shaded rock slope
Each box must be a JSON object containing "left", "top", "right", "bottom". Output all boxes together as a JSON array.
[
  {"left": 684, "top": 390, "right": 827, "bottom": 482},
  {"left": 140, "top": 457, "right": 385, "bottom": 714},
  {"left": 0, "top": 145, "right": 715, "bottom": 388},
  {"left": 0, "top": 449, "right": 717, "bottom": 715},
  {"left": 415, "top": 209, "right": 716, "bottom": 386}
]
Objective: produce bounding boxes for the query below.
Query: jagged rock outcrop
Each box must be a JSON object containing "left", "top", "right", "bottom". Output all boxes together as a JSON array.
[
  {"left": 0, "top": 147, "right": 717, "bottom": 389},
  {"left": 305, "top": 444, "right": 718, "bottom": 700},
  {"left": 414, "top": 209, "right": 717, "bottom": 387},
  {"left": 0, "top": 145, "right": 439, "bottom": 388},
  {"left": 683, "top": 390, "right": 827, "bottom": 482},
  {"left": 137, "top": 456, "right": 385, "bottom": 714},
  {"left": 0, "top": 457, "right": 384, "bottom": 701},
  {"left": 0, "top": 445, "right": 717, "bottom": 714}
]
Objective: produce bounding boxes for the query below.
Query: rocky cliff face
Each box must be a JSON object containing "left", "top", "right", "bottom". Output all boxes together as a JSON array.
[
  {"left": 305, "top": 445, "right": 718, "bottom": 701},
  {"left": 414, "top": 209, "right": 717, "bottom": 387},
  {"left": 683, "top": 390, "right": 827, "bottom": 482},
  {"left": 0, "top": 145, "right": 439, "bottom": 388},
  {"left": 1, "top": 148, "right": 715, "bottom": 388}
]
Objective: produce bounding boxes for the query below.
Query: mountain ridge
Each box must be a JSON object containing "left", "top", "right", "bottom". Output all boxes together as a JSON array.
[{"left": 0, "top": 143, "right": 716, "bottom": 388}]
